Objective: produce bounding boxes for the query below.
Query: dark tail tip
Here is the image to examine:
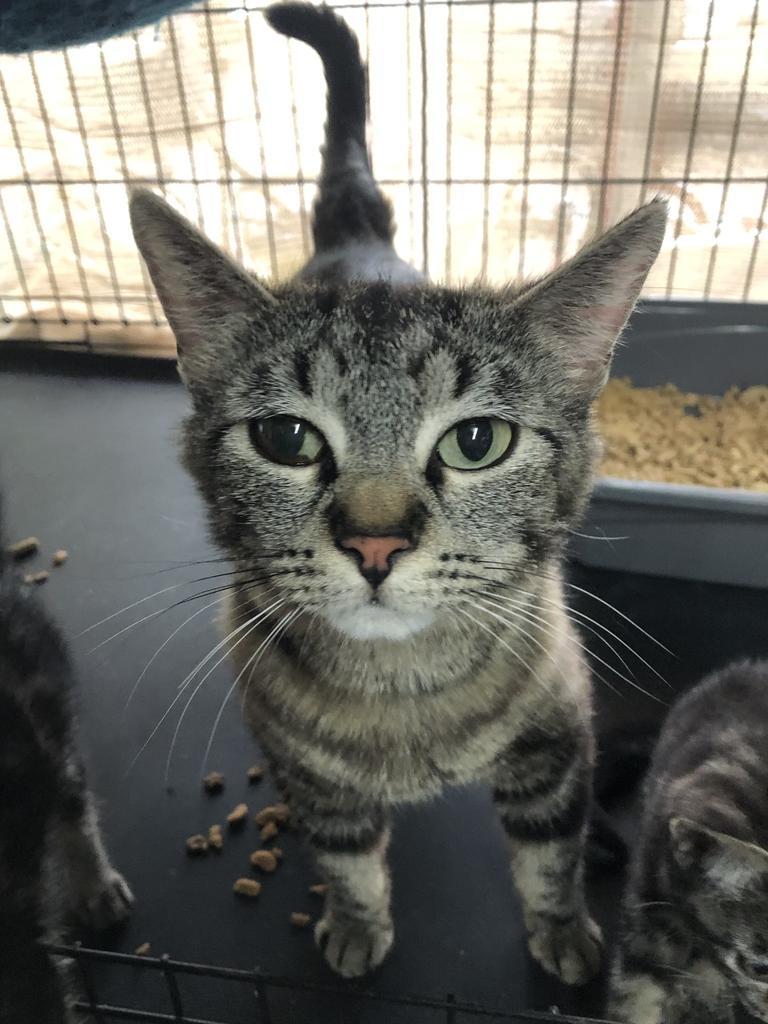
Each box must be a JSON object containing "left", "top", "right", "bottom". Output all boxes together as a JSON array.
[{"left": 265, "top": 2, "right": 367, "bottom": 152}]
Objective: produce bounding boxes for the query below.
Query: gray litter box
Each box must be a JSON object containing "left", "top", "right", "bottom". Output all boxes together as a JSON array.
[{"left": 571, "top": 301, "right": 768, "bottom": 590}]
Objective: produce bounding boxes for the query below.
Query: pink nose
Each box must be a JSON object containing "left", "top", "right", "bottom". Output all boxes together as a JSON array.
[{"left": 340, "top": 535, "right": 411, "bottom": 573}]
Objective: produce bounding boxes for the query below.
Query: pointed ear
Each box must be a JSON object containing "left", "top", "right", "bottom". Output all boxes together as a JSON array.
[
  {"left": 129, "top": 189, "right": 277, "bottom": 387},
  {"left": 516, "top": 198, "right": 667, "bottom": 398},
  {"left": 670, "top": 817, "right": 768, "bottom": 894}
]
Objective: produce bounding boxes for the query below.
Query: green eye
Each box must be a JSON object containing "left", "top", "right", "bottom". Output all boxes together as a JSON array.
[
  {"left": 249, "top": 415, "right": 326, "bottom": 467},
  {"left": 436, "top": 418, "right": 516, "bottom": 471}
]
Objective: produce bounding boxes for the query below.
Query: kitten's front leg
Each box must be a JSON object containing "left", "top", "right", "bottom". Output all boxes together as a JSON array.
[
  {"left": 493, "top": 724, "right": 602, "bottom": 985},
  {"left": 279, "top": 773, "right": 393, "bottom": 978},
  {"left": 51, "top": 754, "right": 134, "bottom": 931}
]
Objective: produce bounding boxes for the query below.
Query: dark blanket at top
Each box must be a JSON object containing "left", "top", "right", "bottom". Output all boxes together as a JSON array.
[{"left": 0, "top": 0, "right": 196, "bottom": 53}]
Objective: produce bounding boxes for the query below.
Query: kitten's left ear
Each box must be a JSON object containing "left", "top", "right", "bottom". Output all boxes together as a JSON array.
[
  {"left": 129, "top": 189, "right": 277, "bottom": 388},
  {"left": 515, "top": 198, "right": 667, "bottom": 399},
  {"left": 670, "top": 817, "right": 768, "bottom": 893}
]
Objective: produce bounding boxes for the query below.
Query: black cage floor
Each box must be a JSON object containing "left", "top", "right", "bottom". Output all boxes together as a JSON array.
[{"left": 2, "top": 348, "right": 767, "bottom": 1024}]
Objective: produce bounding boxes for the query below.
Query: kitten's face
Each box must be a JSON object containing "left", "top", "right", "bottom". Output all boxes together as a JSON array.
[
  {"left": 182, "top": 286, "right": 595, "bottom": 640},
  {"left": 673, "top": 818, "right": 768, "bottom": 1021},
  {"left": 130, "top": 190, "right": 665, "bottom": 642}
]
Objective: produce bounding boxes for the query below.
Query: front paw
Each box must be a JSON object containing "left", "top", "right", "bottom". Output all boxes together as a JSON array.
[
  {"left": 315, "top": 912, "right": 393, "bottom": 979},
  {"left": 77, "top": 870, "right": 135, "bottom": 931},
  {"left": 527, "top": 913, "right": 603, "bottom": 985}
]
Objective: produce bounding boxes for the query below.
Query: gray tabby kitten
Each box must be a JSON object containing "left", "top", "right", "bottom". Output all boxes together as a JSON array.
[
  {"left": 0, "top": 499, "right": 133, "bottom": 1023},
  {"left": 129, "top": 2, "right": 665, "bottom": 981},
  {"left": 609, "top": 659, "right": 768, "bottom": 1024}
]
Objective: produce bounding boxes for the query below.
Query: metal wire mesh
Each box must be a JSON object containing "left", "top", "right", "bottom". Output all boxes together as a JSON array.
[
  {"left": 0, "top": 0, "right": 766, "bottom": 356},
  {"left": 45, "top": 943, "right": 615, "bottom": 1024}
]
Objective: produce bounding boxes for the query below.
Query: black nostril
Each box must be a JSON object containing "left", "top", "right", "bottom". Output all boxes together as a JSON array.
[{"left": 360, "top": 565, "right": 390, "bottom": 589}]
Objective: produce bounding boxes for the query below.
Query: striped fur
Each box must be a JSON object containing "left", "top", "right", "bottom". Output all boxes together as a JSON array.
[
  {"left": 0, "top": 510, "right": 133, "bottom": 1022},
  {"left": 129, "top": 2, "right": 665, "bottom": 980},
  {"left": 608, "top": 660, "right": 768, "bottom": 1024}
]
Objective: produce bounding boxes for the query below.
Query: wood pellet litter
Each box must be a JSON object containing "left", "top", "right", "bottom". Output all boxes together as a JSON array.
[
  {"left": 260, "top": 821, "right": 278, "bottom": 842},
  {"left": 52, "top": 549, "right": 68, "bottom": 566},
  {"left": 247, "top": 764, "right": 265, "bottom": 784},
  {"left": 226, "top": 803, "right": 248, "bottom": 827},
  {"left": 233, "top": 878, "right": 262, "bottom": 898},
  {"left": 250, "top": 850, "right": 278, "bottom": 873},
  {"left": 134, "top": 943, "right": 151, "bottom": 957},
  {"left": 597, "top": 380, "right": 768, "bottom": 491},
  {"left": 309, "top": 884, "right": 328, "bottom": 896},
  {"left": 186, "top": 834, "right": 208, "bottom": 855},
  {"left": 208, "top": 824, "right": 224, "bottom": 851},
  {"left": 203, "top": 771, "right": 225, "bottom": 794},
  {"left": 8, "top": 537, "right": 39, "bottom": 559},
  {"left": 290, "top": 913, "right": 311, "bottom": 928},
  {"left": 24, "top": 571, "right": 49, "bottom": 585}
]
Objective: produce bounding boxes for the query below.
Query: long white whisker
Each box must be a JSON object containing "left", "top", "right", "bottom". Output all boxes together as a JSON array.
[
  {"left": 470, "top": 593, "right": 621, "bottom": 698},
  {"left": 455, "top": 602, "right": 558, "bottom": 702},
  {"left": 125, "top": 599, "right": 282, "bottom": 777},
  {"left": 476, "top": 591, "right": 663, "bottom": 704},
  {"left": 201, "top": 607, "right": 301, "bottom": 776},
  {"left": 75, "top": 581, "right": 190, "bottom": 639},
  {"left": 161, "top": 598, "right": 286, "bottom": 785},
  {"left": 473, "top": 587, "right": 638, "bottom": 684},
  {"left": 478, "top": 562, "right": 674, "bottom": 656},
  {"left": 121, "top": 595, "right": 226, "bottom": 714}
]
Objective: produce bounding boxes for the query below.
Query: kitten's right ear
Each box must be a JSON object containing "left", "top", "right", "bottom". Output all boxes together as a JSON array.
[{"left": 129, "top": 189, "right": 276, "bottom": 387}]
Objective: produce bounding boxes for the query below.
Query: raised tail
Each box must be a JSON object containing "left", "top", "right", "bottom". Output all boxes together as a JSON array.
[{"left": 265, "top": 2, "right": 395, "bottom": 254}]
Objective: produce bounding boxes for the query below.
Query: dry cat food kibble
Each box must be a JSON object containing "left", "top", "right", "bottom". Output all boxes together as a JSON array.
[
  {"left": 597, "top": 380, "right": 768, "bottom": 491},
  {"left": 8, "top": 536, "right": 39, "bottom": 559},
  {"left": 290, "top": 912, "right": 312, "bottom": 928},
  {"left": 208, "top": 824, "right": 224, "bottom": 851},
  {"left": 249, "top": 850, "right": 278, "bottom": 873},
  {"left": 260, "top": 821, "right": 279, "bottom": 842},
  {"left": 254, "top": 804, "right": 289, "bottom": 827},
  {"left": 52, "top": 549, "right": 68, "bottom": 567},
  {"left": 309, "top": 884, "right": 328, "bottom": 896},
  {"left": 202, "top": 771, "right": 225, "bottom": 794},
  {"left": 272, "top": 847, "right": 284, "bottom": 860},
  {"left": 24, "top": 571, "right": 49, "bottom": 585},
  {"left": 233, "top": 878, "right": 262, "bottom": 898},
  {"left": 226, "top": 803, "right": 248, "bottom": 827},
  {"left": 134, "top": 943, "right": 151, "bottom": 957},
  {"left": 247, "top": 764, "right": 265, "bottom": 784},
  {"left": 186, "top": 834, "right": 208, "bottom": 856}
]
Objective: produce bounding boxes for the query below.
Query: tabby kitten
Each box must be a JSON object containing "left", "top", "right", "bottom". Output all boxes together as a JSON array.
[
  {"left": 129, "top": 2, "right": 665, "bottom": 980},
  {"left": 0, "top": 500, "right": 133, "bottom": 1023},
  {"left": 609, "top": 660, "right": 768, "bottom": 1024}
]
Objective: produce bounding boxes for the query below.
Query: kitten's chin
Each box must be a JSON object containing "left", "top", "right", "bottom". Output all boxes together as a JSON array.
[{"left": 324, "top": 604, "right": 435, "bottom": 641}]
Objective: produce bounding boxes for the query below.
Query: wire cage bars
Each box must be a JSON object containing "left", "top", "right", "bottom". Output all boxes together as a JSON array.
[
  {"left": 45, "top": 943, "right": 616, "bottom": 1024},
  {"left": 0, "top": 0, "right": 767, "bottom": 357}
]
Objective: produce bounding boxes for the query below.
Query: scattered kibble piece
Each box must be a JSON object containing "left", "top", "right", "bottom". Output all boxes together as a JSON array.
[
  {"left": 290, "top": 912, "right": 311, "bottom": 928},
  {"left": 52, "top": 549, "right": 68, "bottom": 567},
  {"left": 233, "top": 878, "right": 262, "bottom": 898},
  {"left": 247, "top": 764, "right": 265, "bottom": 784},
  {"left": 24, "top": 570, "right": 49, "bottom": 585},
  {"left": 186, "top": 834, "right": 208, "bottom": 855},
  {"left": 208, "top": 824, "right": 224, "bottom": 851},
  {"left": 203, "top": 771, "right": 225, "bottom": 794},
  {"left": 8, "top": 537, "right": 39, "bottom": 559},
  {"left": 309, "top": 884, "right": 328, "bottom": 897},
  {"left": 134, "top": 943, "right": 151, "bottom": 957},
  {"left": 250, "top": 849, "right": 278, "bottom": 873},
  {"left": 260, "top": 821, "right": 278, "bottom": 842},
  {"left": 272, "top": 847, "right": 284, "bottom": 861},
  {"left": 227, "top": 803, "right": 248, "bottom": 827},
  {"left": 254, "top": 804, "right": 289, "bottom": 828}
]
